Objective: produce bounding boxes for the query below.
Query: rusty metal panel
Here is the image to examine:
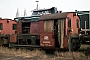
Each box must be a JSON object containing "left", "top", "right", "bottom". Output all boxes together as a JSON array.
[
  {"left": 63, "top": 36, "right": 68, "bottom": 49},
  {"left": 10, "top": 35, "right": 17, "bottom": 42},
  {"left": 16, "top": 22, "right": 22, "bottom": 34},
  {"left": 39, "top": 21, "right": 44, "bottom": 33},
  {"left": 44, "top": 20, "right": 54, "bottom": 32},
  {"left": 30, "top": 22, "right": 40, "bottom": 35},
  {"left": 40, "top": 33, "right": 55, "bottom": 48}
]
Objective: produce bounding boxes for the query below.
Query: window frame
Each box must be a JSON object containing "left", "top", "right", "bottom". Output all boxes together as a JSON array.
[
  {"left": 12, "top": 24, "right": 17, "bottom": 30},
  {"left": 44, "top": 20, "right": 54, "bottom": 32},
  {"left": 0, "top": 23, "right": 3, "bottom": 30},
  {"left": 76, "top": 19, "right": 79, "bottom": 28},
  {"left": 67, "top": 17, "right": 71, "bottom": 28}
]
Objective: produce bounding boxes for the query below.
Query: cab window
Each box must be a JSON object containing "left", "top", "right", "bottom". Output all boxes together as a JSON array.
[
  {"left": 0, "top": 23, "right": 3, "bottom": 30},
  {"left": 44, "top": 20, "right": 53, "bottom": 32},
  {"left": 12, "top": 24, "right": 16, "bottom": 30},
  {"left": 76, "top": 19, "right": 79, "bottom": 28},
  {"left": 67, "top": 17, "right": 71, "bottom": 27}
]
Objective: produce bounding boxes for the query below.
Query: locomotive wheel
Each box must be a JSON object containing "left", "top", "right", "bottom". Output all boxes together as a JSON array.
[{"left": 71, "top": 38, "right": 81, "bottom": 51}]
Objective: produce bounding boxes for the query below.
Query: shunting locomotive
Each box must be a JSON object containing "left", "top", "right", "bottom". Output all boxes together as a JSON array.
[
  {"left": 0, "top": 7, "right": 82, "bottom": 51},
  {"left": 9, "top": 7, "right": 57, "bottom": 48}
]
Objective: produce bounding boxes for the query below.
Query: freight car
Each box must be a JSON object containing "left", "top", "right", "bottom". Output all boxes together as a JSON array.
[
  {"left": 0, "top": 18, "right": 17, "bottom": 46},
  {"left": 9, "top": 7, "right": 57, "bottom": 47}
]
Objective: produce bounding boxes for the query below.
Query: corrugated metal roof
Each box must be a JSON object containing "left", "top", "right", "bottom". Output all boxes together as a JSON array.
[{"left": 39, "top": 12, "right": 69, "bottom": 20}]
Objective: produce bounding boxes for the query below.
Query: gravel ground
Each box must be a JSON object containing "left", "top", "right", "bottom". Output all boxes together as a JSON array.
[
  {"left": 0, "top": 53, "right": 69, "bottom": 60},
  {"left": 0, "top": 52, "right": 90, "bottom": 60},
  {"left": 0, "top": 53, "right": 42, "bottom": 60},
  {"left": 0, "top": 44, "right": 90, "bottom": 60}
]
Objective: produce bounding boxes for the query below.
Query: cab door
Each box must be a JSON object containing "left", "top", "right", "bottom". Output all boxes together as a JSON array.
[
  {"left": 40, "top": 20, "right": 55, "bottom": 48},
  {"left": 58, "top": 19, "right": 65, "bottom": 48}
]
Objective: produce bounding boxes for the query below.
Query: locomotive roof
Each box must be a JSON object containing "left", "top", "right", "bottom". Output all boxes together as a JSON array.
[{"left": 39, "top": 12, "right": 74, "bottom": 20}]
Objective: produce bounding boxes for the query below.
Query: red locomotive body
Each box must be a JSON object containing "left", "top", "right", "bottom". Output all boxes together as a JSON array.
[
  {"left": 8, "top": 12, "right": 81, "bottom": 50},
  {"left": 39, "top": 12, "right": 80, "bottom": 50},
  {"left": 0, "top": 18, "right": 17, "bottom": 46},
  {"left": 30, "top": 21, "right": 40, "bottom": 35},
  {"left": 9, "top": 7, "right": 57, "bottom": 48}
]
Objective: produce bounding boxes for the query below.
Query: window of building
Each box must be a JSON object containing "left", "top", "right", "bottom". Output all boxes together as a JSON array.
[
  {"left": 67, "top": 17, "right": 71, "bottom": 27},
  {"left": 0, "top": 23, "right": 3, "bottom": 30},
  {"left": 12, "top": 24, "right": 16, "bottom": 30}
]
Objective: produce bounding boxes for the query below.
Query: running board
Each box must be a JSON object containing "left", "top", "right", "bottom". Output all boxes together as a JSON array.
[{"left": 14, "top": 45, "right": 40, "bottom": 48}]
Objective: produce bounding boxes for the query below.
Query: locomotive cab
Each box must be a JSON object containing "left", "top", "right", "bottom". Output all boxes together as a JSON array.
[{"left": 39, "top": 12, "right": 81, "bottom": 50}]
